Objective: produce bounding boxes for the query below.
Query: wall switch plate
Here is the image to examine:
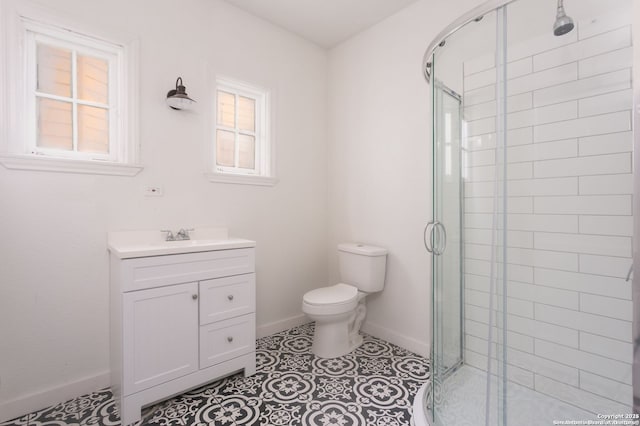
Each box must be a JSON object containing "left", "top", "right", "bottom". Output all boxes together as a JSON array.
[{"left": 143, "top": 186, "right": 164, "bottom": 197}]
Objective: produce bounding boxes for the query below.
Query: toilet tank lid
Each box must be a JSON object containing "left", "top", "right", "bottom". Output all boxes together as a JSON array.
[{"left": 338, "top": 243, "right": 387, "bottom": 256}]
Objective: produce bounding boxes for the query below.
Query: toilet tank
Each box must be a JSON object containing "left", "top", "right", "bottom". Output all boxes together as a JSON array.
[{"left": 338, "top": 243, "right": 387, "bottom": 293}]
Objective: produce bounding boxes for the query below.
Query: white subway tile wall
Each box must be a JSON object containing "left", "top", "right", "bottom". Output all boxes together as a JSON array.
[{"left": 460, "top": 16, "right": 633, "bottom": 413}]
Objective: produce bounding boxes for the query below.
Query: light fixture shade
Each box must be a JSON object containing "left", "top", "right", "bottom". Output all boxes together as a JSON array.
[{"left": 166, "top": 77, "right": 196, "bottom": 110}]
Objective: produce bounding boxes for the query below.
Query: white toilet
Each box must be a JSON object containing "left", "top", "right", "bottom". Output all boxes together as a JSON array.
[{"left": 302, "top": 243, "right": 387, "bottom": 358}]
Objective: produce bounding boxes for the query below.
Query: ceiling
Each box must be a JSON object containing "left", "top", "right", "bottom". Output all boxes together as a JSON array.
[{"left": 222, "top": 0, "right": 419, "bottom": 48}]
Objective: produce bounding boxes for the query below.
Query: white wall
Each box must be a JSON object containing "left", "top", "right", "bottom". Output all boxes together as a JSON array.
[
  {"left": 326, "top": 0, "right": 484, "bottom": 357},
  {"left": 0, "top": 0, "right": 327, "bottom": 419}
]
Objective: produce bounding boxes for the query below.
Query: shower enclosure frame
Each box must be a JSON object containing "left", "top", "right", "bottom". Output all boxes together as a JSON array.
[
  {"left": 422, "top": 0, "right": 518, "bottom": 84},
  {"left": 632, "top": 2, "right": 640, "bottom": 415},
  {"left": 416, "top": 0, "right": 640, "bottom": 424}
]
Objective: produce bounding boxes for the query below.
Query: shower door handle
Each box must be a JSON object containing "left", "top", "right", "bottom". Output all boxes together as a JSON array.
[
  {"left": 423, "top": 221, "right": 436, "bottom": 253},
  {"left": 424, "top": 221, "right": 447, "bottom": 256},
  {"left": 433, "top": 222, "right": 447, "bottom": 256}
]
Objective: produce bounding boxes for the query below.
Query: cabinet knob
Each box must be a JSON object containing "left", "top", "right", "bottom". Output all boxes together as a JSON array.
[
  {"left": 227, "top": 295, "right": 234, "bottom": 301},
  {"left": 227, "top": 336, "right": 234, "bottom": 343},
  {"left": 192, "top": 294, "right": 198, "bottom": 300}
]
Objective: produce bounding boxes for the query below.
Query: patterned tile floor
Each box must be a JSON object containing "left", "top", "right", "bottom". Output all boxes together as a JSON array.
[{"left": 1, "top": 323, "right": 430, "bottom": 426}]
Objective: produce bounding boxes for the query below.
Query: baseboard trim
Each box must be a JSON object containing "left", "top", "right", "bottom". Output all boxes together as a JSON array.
[
  {"left": 0, "top": 371, "right": 110, "bottom": 423},
  {"left": 257, "top": 313, "right": 309, "bottom": 338},
  {"left": 362, "top": 321, "right": 429, "bottom": 358}
]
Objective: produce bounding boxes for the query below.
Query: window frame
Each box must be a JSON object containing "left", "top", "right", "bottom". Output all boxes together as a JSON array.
[
  {"left": 0, "top": 2, "right": 142, "bottom": 176},
  {"left": 25, "top": 24, "right": 120, "bottom": 162},
  {"left": 208, "top": 77, "right": 277, "bottom": 186}
]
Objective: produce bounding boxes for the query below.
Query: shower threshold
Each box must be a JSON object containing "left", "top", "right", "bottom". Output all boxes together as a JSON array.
[{"left": 412, "top": 365, "right": 598, "bottom": 426}]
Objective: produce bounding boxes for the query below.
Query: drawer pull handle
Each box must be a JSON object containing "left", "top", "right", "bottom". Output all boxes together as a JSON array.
[
  {"left": 227, "top": 336, "right": 234, "bottom": 343},
  {"left": 192, "top": 294, "right": 198, "bottom": 300},
  {"left": 227, "top": 295, "right": 234, "bottom": 301}
]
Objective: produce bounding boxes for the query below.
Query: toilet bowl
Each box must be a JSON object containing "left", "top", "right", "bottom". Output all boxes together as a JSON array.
[
  {"left": 302, "top": 243, "right": 387, "bottom": 358},
  {"left": 302, "top": 283, "right": 362, "bottom": 358}
]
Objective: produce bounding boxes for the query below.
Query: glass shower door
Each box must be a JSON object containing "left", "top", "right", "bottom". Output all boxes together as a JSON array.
[
  {"left": 429, "top": 79, "right": 464, "bottom": 424},
  {"left": 426, "top": 9, "right": 501, "bottom": 426},
  {"left": 433, "top": 80, "right": 463, "bottom": 375}
]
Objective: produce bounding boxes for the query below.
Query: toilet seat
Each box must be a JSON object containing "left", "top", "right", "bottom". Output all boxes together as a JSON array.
[
  {"left": 303, "top": 283, "right": 358, "bottom": 306},
  {"left": 302, "top": 283, "right": 358, "bottom": 316}
]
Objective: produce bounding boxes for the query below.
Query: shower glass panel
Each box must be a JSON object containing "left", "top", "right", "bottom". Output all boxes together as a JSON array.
[
  {"left": 429, "top": 10, "right": 501, "bottom": 426},
  {"left": 501, "top": 0, "right": 634, "bottom": 420},
  {"left": 432, "top": 80, "right": 463, "bottom": 375},
  {"left": 425, "top": 0, "right": 634, "bottom": 425}
]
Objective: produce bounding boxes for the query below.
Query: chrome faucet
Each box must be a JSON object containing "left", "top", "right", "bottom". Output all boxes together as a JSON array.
[
  {"left": 161, "top": 230, "right": 176, "bottom": 241},
  {"left": 161, "top": 228, "right": 194, "bottom": 241},
  {"left": 175, "top": 228, "right": 194, "bottom": 241}
]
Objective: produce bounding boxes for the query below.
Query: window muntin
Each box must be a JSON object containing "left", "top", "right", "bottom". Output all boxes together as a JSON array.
[
  {"left": 25, "top": 26, "right": 119, "bottom": 162},
  {"left": 214, "top": 80, "right": 268, "bottom": 177}
]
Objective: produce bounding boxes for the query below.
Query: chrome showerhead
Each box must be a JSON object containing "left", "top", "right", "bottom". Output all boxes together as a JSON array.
[{"left": 553, "top": 0, "right": 574, "bottom": 36}]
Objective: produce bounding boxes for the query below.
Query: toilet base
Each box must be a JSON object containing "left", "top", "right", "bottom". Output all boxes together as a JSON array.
[
  {"left": 350, "top": 333, "right": 363, "bottom": 351},
  {"left": 312, "top": 329, "right": 364, "bottom": 358},
  {"left": 311, "top": 314, "right": 352, "bottom": 358},
  {"left": 309, "top": 299, "right": 367, "bottom": 358}
]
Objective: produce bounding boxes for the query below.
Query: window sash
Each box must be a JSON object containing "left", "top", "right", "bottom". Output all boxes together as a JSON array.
[
  {"left": 25, "top": 27, "right": 120, "bottom": 162},
  {"left": 215, "top": 85, "right": 263, "bottom": 175}
]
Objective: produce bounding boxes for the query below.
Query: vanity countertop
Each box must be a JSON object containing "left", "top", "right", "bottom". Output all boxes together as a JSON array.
[{"left": 108, "top": 227, "right": 255, "bottom": 259}]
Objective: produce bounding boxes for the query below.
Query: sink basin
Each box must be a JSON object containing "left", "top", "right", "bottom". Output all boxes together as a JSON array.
[
  {"left": 107, "top": 228, "right": 256, "bottom": 259},
  {"left": 151, "top": 239, "right": 223, "bottom": 247}
]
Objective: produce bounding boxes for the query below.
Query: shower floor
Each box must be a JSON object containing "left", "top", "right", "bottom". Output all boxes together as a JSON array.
[{"left": 415, "top": 366, "right": 597, "bottom": 426}]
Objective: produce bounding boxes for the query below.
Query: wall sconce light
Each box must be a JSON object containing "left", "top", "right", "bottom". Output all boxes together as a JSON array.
[{"left": 166, "top": 77, "right": 196, "bottom": 110}]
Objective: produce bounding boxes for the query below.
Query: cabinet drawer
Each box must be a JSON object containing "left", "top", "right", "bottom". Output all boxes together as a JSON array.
[
  {"left": 200, "top": 314, "right": 255, "bottom": 369},
  {"left": 200, "top": 274, "right": 255, "bottom": 325},
  {"left": 120, "top": 248, "right": 255, "bottom": 292}
]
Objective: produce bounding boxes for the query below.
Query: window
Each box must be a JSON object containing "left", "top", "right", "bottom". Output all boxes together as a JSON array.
[
  {"left": 0, "top": 8, "right": 141, "bottom": 176},
  {"left": 209, "top": 78, "right": 276, "bottom": 186},
  {"left": 27, "top": 30, "right": 116, "bottom": 161}
]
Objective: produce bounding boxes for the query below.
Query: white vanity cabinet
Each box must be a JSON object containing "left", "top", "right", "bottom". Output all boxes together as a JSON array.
[{"left": 108, "top": 232, "right": 256, "bottom": 426}]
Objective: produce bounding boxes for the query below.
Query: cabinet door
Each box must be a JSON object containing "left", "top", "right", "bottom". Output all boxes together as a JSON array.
[{"left": 123, "top": 282, "right": 198, "bottom": 395}]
